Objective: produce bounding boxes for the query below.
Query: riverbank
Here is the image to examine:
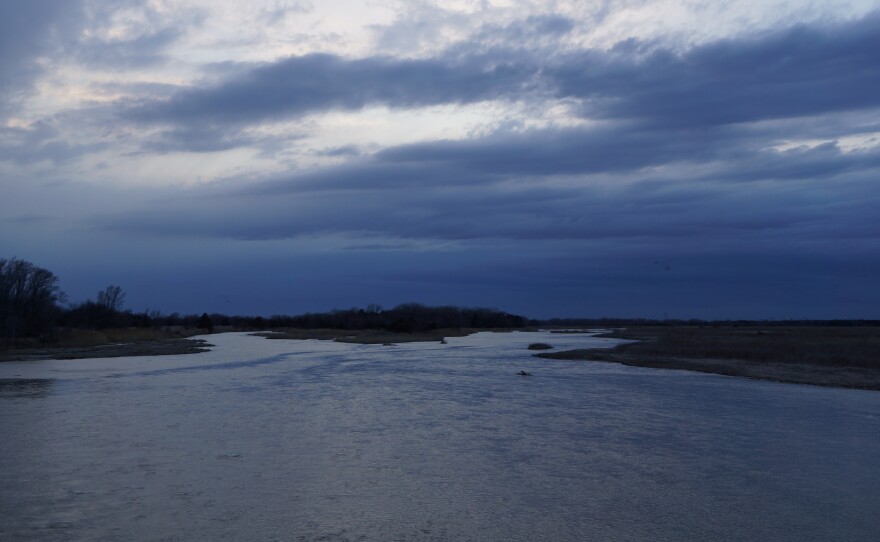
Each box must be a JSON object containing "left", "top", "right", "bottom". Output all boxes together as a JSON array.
[
  {"left": 0, "top": 328, "right": 212, "bottom": 362},
  {"left": 536, "top": 326, "right": 880, "bottom": 390},
  {"left": 0, "top": 327, "right": 481, "bottom": 361},
  {"left": 254, "top": 328, "right": 481, "bottom": 344}
]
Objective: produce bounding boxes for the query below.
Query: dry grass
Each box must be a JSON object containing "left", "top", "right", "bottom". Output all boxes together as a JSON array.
[
  {"left": 594, "top": 326, "right": 880, "bottom": 368},
  {"left": 255, "top": 328, "right": 477, "bottom": 344},
  {"left": 55, "top": 327, "right": 204, "bottom": 346},
  {"left": 1, "top": 327, "right": 211, "bottom": 362},
  {"left": 537, "top": 326, "right": 880, "bottom": 390}
]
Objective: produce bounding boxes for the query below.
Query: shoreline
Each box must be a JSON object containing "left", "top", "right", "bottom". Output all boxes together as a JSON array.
[
  {"left": 536, "top": 326, "right": 880, "bottom": 391},
  {"left": 0, "top": 327, "right": 489, "bottom": 362},
  {"left": 253, "top": 328, "right": 482, "bottom": 344},
  {"left": 0, "top": 338, "right": 212, "bottom": 362},
  {"left": 5, "top": 326, "right": 879, "bottom": 392}
]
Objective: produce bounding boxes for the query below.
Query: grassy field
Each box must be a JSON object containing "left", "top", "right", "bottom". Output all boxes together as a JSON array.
[{"left": 537, "top": 326, "right": 880, "bottom": 390}]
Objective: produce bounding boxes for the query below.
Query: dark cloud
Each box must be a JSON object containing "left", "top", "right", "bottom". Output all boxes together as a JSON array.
[
  {"left": 314, "top": 145, "right": 362, "bottom": 158},
  {"left": 94, "top": 134, "right": 880, "bottom": 247},
  {"left": 6, "top": 6, "right": 880, "bottom": 318},
  {"left": 98, "top": 12, "right": 880, "bottom": 246},
  {"left": 553, "top": 11, "right": 880, "bottom": 126},
  {"left": 58, "top": 9, "right": 880, "bottom": 267},
  {"left": 373, "top": 123, "right": 737, "bottom": 177},
  {"left": 122, "top": 10, "right": 880, "bottom": 136},
  {"left": 716, "top": 142, "right": 880, "bottom": 182},
  {"left": 126, "top": 52, "right": 537, "bottom": 126}
]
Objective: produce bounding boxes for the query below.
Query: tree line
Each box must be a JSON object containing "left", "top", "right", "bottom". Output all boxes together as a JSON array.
[
  {"left": 6, "top": 257, "right": 872, "bottom": 347},
  {"left": 256, "top": 303, "right": 527, "bottom": 332},
  {"left": 0, "top": 258, "right": 65, "bottom": 341},
  {"left": 0, "top": 258, "right": 529, "bottom": 345},
  {"left": 0, "top": 258, "right": 152, "bottom": 343}
]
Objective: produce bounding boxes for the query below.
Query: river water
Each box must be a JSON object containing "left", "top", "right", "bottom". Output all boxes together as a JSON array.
[{"left": 1, "top": 331, "right": 879, "bottom": 541}]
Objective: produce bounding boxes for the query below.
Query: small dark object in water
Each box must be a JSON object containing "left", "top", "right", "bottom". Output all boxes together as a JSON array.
[
  {"left": 516, "top": 370, "right": 532, "bottom": 376},
  {"left": 440, "top": 339, "right": 447, "bottom": 344}
]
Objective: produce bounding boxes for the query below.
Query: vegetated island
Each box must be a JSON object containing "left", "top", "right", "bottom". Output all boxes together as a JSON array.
[
  {"left": 255, "top": 328, "right": 469, "bottom": 344},
  {"left": 535, "top": 325, "right": 880, "bottom": 391},
  {"left": 252, "top": 304, "right": 527, "bottom": 345}
]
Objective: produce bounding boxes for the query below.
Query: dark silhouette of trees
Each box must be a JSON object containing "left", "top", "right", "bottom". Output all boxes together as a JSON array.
[
  {"left": 197, "top": 313, "right": 214, "bottom": 332},
  {"left": 97, "top": 285, "right": 125, "bottom": 312},
  {"left": 63, "top": 301, "right": 118, "bottom": 329},
  {"left": 0, "top": 258, "right": 65, "bottom": 341},
  {"left": 62, "top": 285, "right": 131, "bottom": 329},
  {"left": 255, "top": 303, "right": 527, "bottom": 332}
]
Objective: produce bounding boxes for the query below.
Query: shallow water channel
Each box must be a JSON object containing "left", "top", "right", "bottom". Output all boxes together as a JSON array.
[{"left": 2, "top": 331, "right": 879, "bottom": 541}]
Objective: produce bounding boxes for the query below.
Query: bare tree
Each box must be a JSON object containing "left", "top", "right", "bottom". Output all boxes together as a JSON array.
[
  {"left": 97, "top": 285, "right": 126, "bottom": 312},
  {"left": 0, "top": 258, "right": 65, "bottom": 341}
]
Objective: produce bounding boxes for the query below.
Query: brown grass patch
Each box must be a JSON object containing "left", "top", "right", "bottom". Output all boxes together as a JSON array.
[
  {"left": 1, "top": 327, "right": 211, "bottom": 362},
  {"left": 254, "top": 328, "right": 480, "bottom": 344},
  {"left": 537, "top": 326, "right": 880, "bottom": 390},
  {"left": 591, "top": 326, "right": 880, "bottom": 368}
]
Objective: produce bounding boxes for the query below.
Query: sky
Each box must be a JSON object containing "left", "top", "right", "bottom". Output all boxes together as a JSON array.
[{"left": 2, "top": 0, "right": 879, "bottom": 320}]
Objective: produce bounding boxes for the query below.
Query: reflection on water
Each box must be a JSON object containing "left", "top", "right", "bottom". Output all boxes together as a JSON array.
[
  {"left": 1, "top": 331, "right": 879, "bottom": 541},
  {"left": 0, "top": 378, "right": 53, "bottom": 398}
]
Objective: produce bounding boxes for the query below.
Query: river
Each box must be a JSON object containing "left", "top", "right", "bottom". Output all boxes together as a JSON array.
[{"left": 2, "top": 331, "right": 879, "bottom": 541}]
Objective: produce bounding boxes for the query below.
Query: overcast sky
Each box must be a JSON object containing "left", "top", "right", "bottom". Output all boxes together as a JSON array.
[{"left": 2, "top": 0, "right": 879, "bottom": 319}]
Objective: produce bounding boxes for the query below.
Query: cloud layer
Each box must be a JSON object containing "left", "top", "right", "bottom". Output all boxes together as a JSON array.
[
  {"left": 125, "top": 11, "right": 880, "bottom": 131},
  {"left": 2, "top": 1, "right": 879, "bottom": 318}
]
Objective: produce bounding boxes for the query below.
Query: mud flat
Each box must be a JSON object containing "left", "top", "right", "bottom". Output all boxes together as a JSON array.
[
  {"left": 536, "top": 326, "right": 880, "bottom": 390},
  {"left": 0, "top": 328, "right": 212, "bottom": 362},
  {"left": 254, "top": 328, "right": 480, "bottom": 344},
  {"left": 0, "top": 338, "right": 212, "bottom": 362}
]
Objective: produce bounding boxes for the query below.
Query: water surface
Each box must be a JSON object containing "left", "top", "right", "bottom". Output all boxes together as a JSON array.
[{"left": 2, "top": 331, "right": 878, "bottom": 541}]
